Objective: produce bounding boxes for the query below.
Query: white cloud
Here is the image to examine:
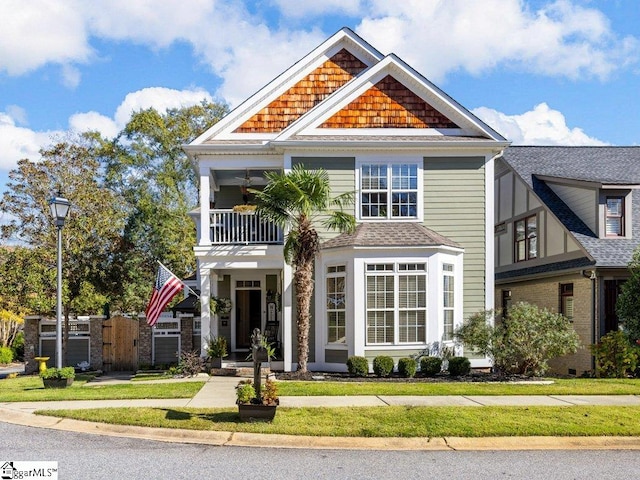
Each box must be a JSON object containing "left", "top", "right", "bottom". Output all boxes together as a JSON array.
[
  {"left": 0, "top": 0, "right": 92, "bottom": 76},
  {"left": 270, "top": 0, "right": 364, "bottom": 18},
  {"left": 113, "top": 87, "right": 214, "bottom": 127},
  {"left": 68, "top": 112, "right": 118, "bottom": 139},
  {"left": 473, "top": 103, "right": 608, "bottom": 146},
  {"left": 356, "top": 0, "right": 639, "bottom": 82},
  {"left": 0, "top": 113, "right": 60, "bottom": 172}
]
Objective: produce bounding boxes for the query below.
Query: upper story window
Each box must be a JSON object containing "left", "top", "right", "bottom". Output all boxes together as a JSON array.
[
  {"left": 360, "top": 163, "right": 419, "bottom": 219},
  {"left": 605, "top": 196, "right": 624, "bottom": 236},
  {"left": 514, "top": 214, "right": 537, "bottom": 262}
]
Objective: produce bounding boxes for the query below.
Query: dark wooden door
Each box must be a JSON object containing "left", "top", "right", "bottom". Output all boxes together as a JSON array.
[{"left": 235, "top": 290, "right": 262, "bottom": 349}]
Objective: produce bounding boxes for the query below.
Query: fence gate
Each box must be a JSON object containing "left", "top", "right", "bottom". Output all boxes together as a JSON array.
[{"left": 102, "top": 316, "right": 139, "bottom": 372}]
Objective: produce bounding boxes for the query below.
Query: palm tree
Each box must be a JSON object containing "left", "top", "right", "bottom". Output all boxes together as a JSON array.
[{"left": 252, "top": 165, "right": 355, "bottom": 373}]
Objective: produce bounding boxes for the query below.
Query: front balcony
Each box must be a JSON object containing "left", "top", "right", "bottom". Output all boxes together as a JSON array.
[{"left": 209, "top": 209, "right": 283, "bottom": 245}]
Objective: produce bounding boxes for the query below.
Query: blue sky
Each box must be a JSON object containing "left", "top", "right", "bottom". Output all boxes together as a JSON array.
[{"left": 1, "top": 0, "right": 639, "bottom": 200}]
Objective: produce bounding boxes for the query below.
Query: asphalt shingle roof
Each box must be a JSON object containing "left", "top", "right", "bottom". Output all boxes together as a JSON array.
[
  {"left": 321, "top": 222, "right": 461, "bottom": 249},
  {"left": 502, "top": 146, "right": 640, "bottom": 269}
]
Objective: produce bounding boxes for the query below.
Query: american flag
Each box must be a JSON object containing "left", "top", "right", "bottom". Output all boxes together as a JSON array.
[{"left": 145, "top": 264, "right": 183, "bottom": 326}]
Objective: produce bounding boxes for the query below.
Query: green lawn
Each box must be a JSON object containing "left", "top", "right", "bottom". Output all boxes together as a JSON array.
[
  {"left": 37, "top": 405, "right": 640, "bottom": 437},
  {"left": 0, "top": 375, "right": 204, "bottom": 402},
  {"left": 276, "top": 378, "right": 640, "bottom": 396}
]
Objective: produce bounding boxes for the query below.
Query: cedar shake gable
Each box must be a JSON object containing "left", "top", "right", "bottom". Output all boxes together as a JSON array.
[
  {"left": 321, "top": 75, "right": 459, "bottom": 129},
  {"left": 234, "top": 49, "right": 368, "bottom": 133}
]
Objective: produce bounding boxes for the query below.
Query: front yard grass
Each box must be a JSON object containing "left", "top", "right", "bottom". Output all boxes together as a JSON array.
[
  {"left": 0, "top": 375, "right": 204, "bottom": 402},
  {"left": 276, "top": 378, "right": 640, "bottom": 396},
  {"left": 37, "top": 405, "right": 640, "bottom": 437}
]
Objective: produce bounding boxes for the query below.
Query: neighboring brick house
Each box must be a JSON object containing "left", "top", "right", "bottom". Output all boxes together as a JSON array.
[
  {"left": 185, "top": 28, "right": 509, "bottom": 372},
  {"left": 494, "top": 146, "right": 640, "bottom": 376}
]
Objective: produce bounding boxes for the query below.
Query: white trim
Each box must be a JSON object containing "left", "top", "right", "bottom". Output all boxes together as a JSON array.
[
  {"left": 355, "top": 155, "right": 424, "bottom": 222},
  {"left": 485, "top": 152, "right": 496, "bottom": 311}
]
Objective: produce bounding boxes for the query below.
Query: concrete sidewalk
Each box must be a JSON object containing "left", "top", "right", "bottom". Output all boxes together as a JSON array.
[{"left": 1, "top": 374, "right": 640, "bottom": 451}]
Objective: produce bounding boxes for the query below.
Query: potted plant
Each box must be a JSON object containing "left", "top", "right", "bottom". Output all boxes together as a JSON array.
[
  {"left": 211, "top": 296, "right": 232, "bottom": 316},
  {"left": 236, "top": 328, "right": 278, "bottom": 421},
  {"left": 207, "top": 335, "right": 228, "bottom": 369},
  {"left": 40, "top": 366, "right": 75, "bottom": 388}
]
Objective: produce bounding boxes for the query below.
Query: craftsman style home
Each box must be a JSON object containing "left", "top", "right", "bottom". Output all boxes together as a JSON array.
[
  {"left": 495, "top": 146, "right": 640, "bottom": 375},
  {"left": 184, "top": 28, "right": 508, "bottom": 372}
]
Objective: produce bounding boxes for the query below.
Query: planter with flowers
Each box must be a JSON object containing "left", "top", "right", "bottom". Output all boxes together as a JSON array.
[
  {"left": 40, "top": 366, "right": 75, "bottom": 388},
  {"left": 236, "top": 328, "right": 278, "bottom": 421}
]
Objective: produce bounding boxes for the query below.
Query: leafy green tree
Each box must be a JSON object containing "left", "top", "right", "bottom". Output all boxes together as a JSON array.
[
  {"left": 0, "top": 133, "right": 125, "bottom": 364},
  {"left": 616, "top": 248, "right": 640, "bottom": 343},
  {"left": 252, "top": 165, "right": 355, "bottom": 372},
  {"left": 455, "top": 302, "right": 580, "bottom": 376},
  {"left": 101, "top": 101, "right": 228, "bottom": 311}
]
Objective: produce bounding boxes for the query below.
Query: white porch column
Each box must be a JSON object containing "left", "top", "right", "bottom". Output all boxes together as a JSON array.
[
  {"left": 282, "top": 262, "right": 293, "bottom": 371},
  {"left": 199, "top": 267, "right": 217, "bottom": 356},
  {"left": 199, "top": 167, "right": 211, "bottom": 246}
]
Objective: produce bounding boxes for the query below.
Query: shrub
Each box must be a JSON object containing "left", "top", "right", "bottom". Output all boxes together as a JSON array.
[
  {"left": 372, "top": 356, "right": 394, "bottom": 377},
  {"left": 448, "top": 356, "right": 471, "bottom": 376},
  {"left": 11, "top": 331, "right": 24, "bottom": 361},
  {"left": 235, "top": 380, "right": 256, "bottom": 404},
  {"left": 346, "top": 356, "right": 369, "bottom": 376},
  {"left": 591, "top": 330, "right": 639, "bottom": 378},
  {"left": 0, "top": 346, "right": 13, "bottom": 365},
  {"left": 261, "top": 378, "right": 279, "bottom": 405},
  {"left": 420, "top": 356, "right": 443, "bottom": 376},
  {"left": 397, "top": 357, "right": 416, "bottom": 378},
  {"left": 177, "top": 351, "right": 205, "bottom": 377},
  {"left": 40, "top": 366, "right": 75, "bottom": 380},
  {"left": 455, "top": 302, "right": 580, "bottom": 376}
]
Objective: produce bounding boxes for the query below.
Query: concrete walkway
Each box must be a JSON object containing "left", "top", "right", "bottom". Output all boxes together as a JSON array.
[{"left": 1, "top": 373, "right": 640, "bottom": 451}]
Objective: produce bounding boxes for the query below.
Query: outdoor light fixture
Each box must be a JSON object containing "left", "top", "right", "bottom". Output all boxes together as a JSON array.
[{"left": 49, "top": 192, "right": 71, "bottom": 369}]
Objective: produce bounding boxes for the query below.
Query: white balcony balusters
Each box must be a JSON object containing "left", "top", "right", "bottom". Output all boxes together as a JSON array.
[{"left": 210, "top": 209, "right": 283, "bottom": 245}]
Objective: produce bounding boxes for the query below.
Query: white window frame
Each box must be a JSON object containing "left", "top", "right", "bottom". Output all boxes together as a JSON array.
[
  {"left": 326, "top": 265, "right": 347, "bottom": 344},
  {"left": 356, "top": 156, "right": 423, "bottom": 221},
  {"left": 442, "top": 263, "right": 455, "bottom": 341},
  {"left": 365, "top": 262, "right": 428, "bottom": 345}
]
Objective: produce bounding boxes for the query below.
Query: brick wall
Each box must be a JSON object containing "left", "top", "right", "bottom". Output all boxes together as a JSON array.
[
  {"left": 138, "top": 317, "right": 152, "bottom": 367},
  {"left": 23, "top": 317, "right": 40, "bottom": 374},
  {"left": 180, "top": 316, "right": 194, "bottom": 354},
  {"left": 90, "top": 318, "right": 103, "bottom": 370},
  {"left": 496, "top": 273, "right": 594, "bottom": 376}
]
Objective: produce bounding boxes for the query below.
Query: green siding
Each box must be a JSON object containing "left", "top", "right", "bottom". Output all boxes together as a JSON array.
[
  {"left": 424, "top": 157, "right": 487, "bottom": 318},
  {"left": 292, "top": 157, "right": 356, "bottom": 240}
]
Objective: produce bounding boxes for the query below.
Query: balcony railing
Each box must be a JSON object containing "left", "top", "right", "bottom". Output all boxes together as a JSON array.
[{"left": 210, "top": 209, "right": 283, "bottom": 245}]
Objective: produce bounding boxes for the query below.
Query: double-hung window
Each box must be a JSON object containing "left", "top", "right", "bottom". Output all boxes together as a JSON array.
[
  {"left": 559, "top": 283, "right": 574, "bottom": 322},
  {"left": 326, "top": 265, "right": 346, "bottom": 343},
  {"left": 514, "top": 214, "right": 537, "bottom": 262},
  {"left": 366, "top": 263, "right": 427, "bottom": 344},
  {"left": 605, "top": 197, "right": 624, "bottom": 236},
  {"left": 361, "top": 163, "right": 419, "bottom": 219},
  {"left": 442, "top": 264, "right": 455, "bottom": 341}
]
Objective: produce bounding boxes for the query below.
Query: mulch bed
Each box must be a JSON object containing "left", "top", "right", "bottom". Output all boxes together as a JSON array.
[{"left": 275, "top": 371, "right": 543, "bottom": 383}]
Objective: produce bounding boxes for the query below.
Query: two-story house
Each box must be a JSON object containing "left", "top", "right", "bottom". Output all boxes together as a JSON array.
[
  {"left": 184, "top": 28, "right": 508, "bottom": 372},
  {"left": 495, "top": 146, "right": 640, "bottom": 376}
]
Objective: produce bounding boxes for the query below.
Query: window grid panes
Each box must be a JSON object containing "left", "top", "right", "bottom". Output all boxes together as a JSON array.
[
  {"left": 361, "top": 163, "right": 419, "bottom": 219},
  {"left": 443, "top": 264, "right": 454, "bottom": 341},
  {"left": 326, "top": 266, "right": 346, "bottom": 343},
  {"left": 514, "top": 214, "right": 537, "bottom": 262},
  {"left": 366, "top": 263, "right": 429, "bottom": 345},
  {"left": 606, "top": 197, "right": 624, "bottom": 236}
]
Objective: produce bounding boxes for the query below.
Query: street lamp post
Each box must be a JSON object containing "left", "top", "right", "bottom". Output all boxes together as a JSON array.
[{"left": 49, "top": 193, "right": 71, "bottom": 369}]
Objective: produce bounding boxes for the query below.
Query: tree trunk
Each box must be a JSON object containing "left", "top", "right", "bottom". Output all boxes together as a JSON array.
[{"left": 294, "top": 259, "right": 314, "bottom": 373}]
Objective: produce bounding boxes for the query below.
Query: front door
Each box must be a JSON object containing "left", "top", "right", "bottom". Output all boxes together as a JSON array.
[
  {"left": 235, "top": 289, "right": 262, "bottom": 349},
  {"left": 604, "top": 279, "right": 625, "bottom": 335}
]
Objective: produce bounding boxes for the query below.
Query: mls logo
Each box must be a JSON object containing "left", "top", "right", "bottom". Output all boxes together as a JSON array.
[{"left": 1, "top": 462, "right": 15, "bottom": 480}]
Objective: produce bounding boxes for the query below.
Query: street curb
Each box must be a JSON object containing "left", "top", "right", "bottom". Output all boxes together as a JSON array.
[{"left": 2, "top": 407, "right": 640, "bottom": 451}]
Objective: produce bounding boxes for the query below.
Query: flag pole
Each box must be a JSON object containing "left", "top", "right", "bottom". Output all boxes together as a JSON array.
[{"left": 156, "top": 260, "right": 201, "bottom": 299}]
